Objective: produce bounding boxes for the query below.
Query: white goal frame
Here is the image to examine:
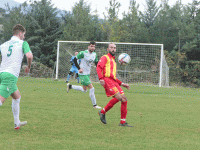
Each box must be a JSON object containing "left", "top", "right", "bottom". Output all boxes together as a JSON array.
[{"left": 56, "top": 41, "right": 169, "bottom": 87}]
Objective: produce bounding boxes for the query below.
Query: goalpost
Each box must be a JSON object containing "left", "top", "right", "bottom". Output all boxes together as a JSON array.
[{"left": 56, "top": 41, "right": 169, "bottom": 87}]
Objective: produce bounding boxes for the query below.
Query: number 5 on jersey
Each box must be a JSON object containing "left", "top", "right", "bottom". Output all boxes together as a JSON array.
[{"left": 7, "top": 45, "right": 13, "bottom": 57}]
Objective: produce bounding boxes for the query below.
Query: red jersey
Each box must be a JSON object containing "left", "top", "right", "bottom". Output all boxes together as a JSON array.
[{"left": 96, "top": 53, "right": 122, "bottom": 85}]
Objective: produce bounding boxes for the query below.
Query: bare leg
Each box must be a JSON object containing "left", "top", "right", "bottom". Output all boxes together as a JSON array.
[
  {"left": 0, "top": 95, "right": 6, "bottom": 105},
  {"left": 11, "top": 90, "right": 21, "bottom": 99}
]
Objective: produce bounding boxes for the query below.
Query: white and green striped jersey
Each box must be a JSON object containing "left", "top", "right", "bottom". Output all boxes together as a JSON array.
[
  {"left": 0, "top": 36, "right": 32, "bottom": 77},
  {"left": 76, "top": 50, "right": 98, "bottom": 75}
]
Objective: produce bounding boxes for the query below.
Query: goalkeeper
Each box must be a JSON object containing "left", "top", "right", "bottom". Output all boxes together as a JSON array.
[{"left": 65, "top": 51, "right": 81, "bottom": 83}]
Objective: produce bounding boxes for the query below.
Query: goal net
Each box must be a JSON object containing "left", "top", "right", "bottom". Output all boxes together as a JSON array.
[{"left": 56, "top": 41, "right": 169, "bottom": 87}]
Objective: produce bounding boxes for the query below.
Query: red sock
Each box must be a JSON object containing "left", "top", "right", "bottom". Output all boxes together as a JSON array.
[
  {"left": 101, "top": 98, "right": 119, "bottom": 114},
  {"left": 120, "top": 101, "right": 127, "bottom": 124}
]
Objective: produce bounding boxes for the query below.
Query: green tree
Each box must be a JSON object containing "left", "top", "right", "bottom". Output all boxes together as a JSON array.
[
  {"left": 152, "top": 1, "right": 170, "bottom": 44},
  {"left": 141, "top": 0, "right": 160, "bottom": 42},
  {"left": 61, "top": 0, "right": 101, "bottom": 41},
  {"left": 187, "top": 0, "right": 199, "bottom": 21},
  {"left": 26, "top": 0, "right": 62, "bottom": 68},
  {"left": 120, "top": 0, "right": 149, "bottom": 43},
  {"left": 182, "top": 1, "right": 200, "bottom": 61},
  {"left": 1, "top": 0, "right": 61, "bottom": 68},
  {"left": 0, "top": 8, "right": 6, "bottom": 44},
  {"left": 168, "top": 1, "right": 196, "bottom": 67},
  {"left": 101, "top": 0, "right": 122, "bottom": 42},
  {"left": 2, "top": 2, "right": 29, "bottom": 41},
  {"left": 142, "top": 0, "right": 160, "bottom": 28},
  {"left": 91, "top": 9, "right": 105, "bottom": 41}
]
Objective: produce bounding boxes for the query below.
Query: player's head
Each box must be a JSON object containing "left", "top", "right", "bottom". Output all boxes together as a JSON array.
[
  {"left": 88, "top": 41, "right": 96, "bottom": 53},
  {"left": 75, "top": 51, "right": 79, "bottom": 56},
  {"left": 107, "top": 43, "right": 116, "bottom": 56},
  {"left": 13, "top": 24, "right": 26, "bottom": 40}
]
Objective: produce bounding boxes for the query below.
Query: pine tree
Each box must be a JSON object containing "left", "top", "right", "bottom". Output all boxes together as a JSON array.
[
  {"left": 61, "top": 0, "right": 101, "bottom": 41},
  {"left": 101, "top": 0, "right": 121, "bottom": 42},
  {"left": 26, "top": 0, "right": 62, "bottom": 68},
  {"left": 120, "top": 0, "right": 149, "bottom": 43},
  {"left": 141, "top": 0, "right": 160, "bottom": 43}
]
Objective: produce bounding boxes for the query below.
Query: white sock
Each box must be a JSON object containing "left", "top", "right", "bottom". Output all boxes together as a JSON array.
[
  {"left": 72, "top": 85, "right": 87, "bottom": 93},
  {"left": 0, "top": 101, "right": 2, "bottom": 106},
  {"left": 12, "top": 98, "right": 21, "bottom": 125},
  {"left": 89, "top": 88, "right": 97, "bottom": 106}
]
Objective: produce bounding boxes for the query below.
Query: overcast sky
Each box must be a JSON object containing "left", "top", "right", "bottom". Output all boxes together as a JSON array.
[{"left": 13, "top": 0, "right": 192, "bottom": 19}]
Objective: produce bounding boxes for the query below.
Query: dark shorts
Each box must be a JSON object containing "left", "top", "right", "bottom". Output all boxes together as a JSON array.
[{"left": 103, "top": 77, "right": 124, "bottom": 97}]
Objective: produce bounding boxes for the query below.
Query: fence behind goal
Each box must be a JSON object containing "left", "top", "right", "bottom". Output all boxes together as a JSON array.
[{"left": 56, "top": 41, "right": 169, "bottom": 87}]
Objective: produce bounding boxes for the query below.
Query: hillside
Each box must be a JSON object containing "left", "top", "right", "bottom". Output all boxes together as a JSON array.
[
  {"left": 0, "top": 0, "right": 20, "bottom": 9},
  {"left": 0, "top": 0, "right": 64, "bottom": 17}
]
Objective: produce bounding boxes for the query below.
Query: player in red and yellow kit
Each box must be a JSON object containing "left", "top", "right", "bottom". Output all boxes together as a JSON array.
[{"left": 96, "top": 43, "right": 133, "bottom": 127}]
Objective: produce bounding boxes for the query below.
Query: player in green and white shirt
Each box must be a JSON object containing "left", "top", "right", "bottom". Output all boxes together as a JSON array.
[
  {"left": 75, "top": 49, "right": 98, "bottom": 76},
  {"left": 0, "top": 24, "right": 33, "bottom": 130},
  {"left": 67, "top": 41, "right": 101, "bottom": 109}
]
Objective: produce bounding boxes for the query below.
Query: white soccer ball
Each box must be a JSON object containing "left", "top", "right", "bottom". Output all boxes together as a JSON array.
[{"left": 118, "top": 53, "right": 131, "bottom": 65}]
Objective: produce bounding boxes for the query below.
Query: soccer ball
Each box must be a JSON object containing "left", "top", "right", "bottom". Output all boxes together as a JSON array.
[{"left": 118, "top": 53, "right": 131, "bottom": 65}]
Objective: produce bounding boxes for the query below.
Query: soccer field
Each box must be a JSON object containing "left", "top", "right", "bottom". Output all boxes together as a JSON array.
[{"left": 0, "top": 77, "right": 200, "bottom": 150}]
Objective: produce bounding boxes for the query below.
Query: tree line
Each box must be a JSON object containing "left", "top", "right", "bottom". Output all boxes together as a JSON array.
[{"left": 0, "top": 0, "right": 200, "bottom": 87}]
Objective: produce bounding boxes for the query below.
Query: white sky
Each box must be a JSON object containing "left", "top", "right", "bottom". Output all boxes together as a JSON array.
[{"left": 14, "top": 0, "right": 192, "bottom": 19}]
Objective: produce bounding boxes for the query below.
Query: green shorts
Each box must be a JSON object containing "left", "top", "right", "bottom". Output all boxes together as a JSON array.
[
  {"left": 0, "top": 72, "right": 18, "bottom": 98},
  {"left": 79, "top": 75, "right": 91, "bottom": 86}
]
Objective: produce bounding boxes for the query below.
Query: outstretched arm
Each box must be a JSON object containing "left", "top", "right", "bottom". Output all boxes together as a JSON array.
[
  {"left": 115, "top": 78, "right": 130, "bottom": 90},
  {"left": 121, "top": 83, "right": 130, "bottom": 90}
]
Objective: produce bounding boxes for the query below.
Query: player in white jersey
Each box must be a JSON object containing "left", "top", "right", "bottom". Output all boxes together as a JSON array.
[
  {"left": 0, "top": 24, "right": 33, "bottom": 129},
  {"left": 67, "top": 41, "right": 101, "bottom": 109}
]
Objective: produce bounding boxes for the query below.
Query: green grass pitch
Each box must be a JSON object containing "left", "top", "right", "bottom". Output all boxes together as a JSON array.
[{"left": 0, "top": 77, "right": 200, "bottom": 149}]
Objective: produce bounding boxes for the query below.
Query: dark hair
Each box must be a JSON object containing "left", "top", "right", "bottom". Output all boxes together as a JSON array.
[
  {"left": 89, "top": 41, "right": 96, "bottom": 45},
  {"left": 13, "top": 24, "right": 26, "bottom": 35}
]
